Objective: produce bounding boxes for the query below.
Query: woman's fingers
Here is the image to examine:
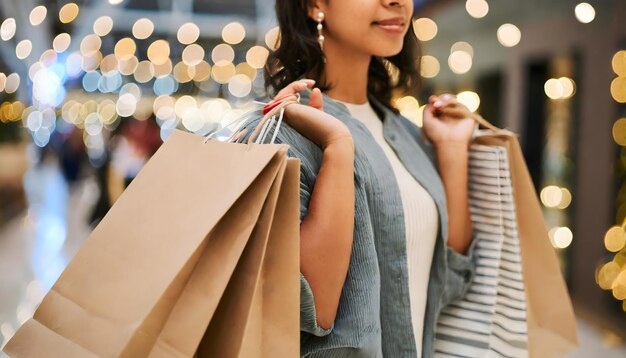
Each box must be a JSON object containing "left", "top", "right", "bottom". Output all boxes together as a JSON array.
[
  {"left": 309, "top": 87, "right": 324, "bottom": 111},
  {"left": 275, "top": 79, "right": 316, "bottom": 99},
  {"left": 269, "top": 78, "right": 322, "bottom": 111},
  {"left": 436, "top": 105, "right": 476, "bottom": 122}
]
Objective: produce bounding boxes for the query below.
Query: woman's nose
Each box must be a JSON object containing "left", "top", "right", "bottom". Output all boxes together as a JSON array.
[{"left": 384, "top": 0, "right": 404, "bottom": 7}]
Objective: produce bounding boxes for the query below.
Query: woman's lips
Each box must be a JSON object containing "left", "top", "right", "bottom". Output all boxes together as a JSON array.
[{"left": 372, "top": 22, "right": 405, "bottom": 34}]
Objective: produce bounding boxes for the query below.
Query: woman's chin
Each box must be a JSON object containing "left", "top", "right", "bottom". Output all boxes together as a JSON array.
[{"left": 372, "top": 45, "right": 403, "bottom": 58}]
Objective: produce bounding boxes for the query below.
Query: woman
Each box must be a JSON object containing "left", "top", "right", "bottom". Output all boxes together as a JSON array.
[{"left": 236, "top": 0, "right": 479, "bottom": 356}]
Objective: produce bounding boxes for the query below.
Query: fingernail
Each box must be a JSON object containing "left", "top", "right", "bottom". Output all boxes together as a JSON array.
[{"left": 434, "top": 100, "right": 442, "bottom": 107}]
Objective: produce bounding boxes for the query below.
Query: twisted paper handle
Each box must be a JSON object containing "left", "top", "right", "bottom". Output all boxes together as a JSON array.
[
  {"left": 245, "top": 93, "right": 300, "bottom": 150},
  {"left": 436, "top": 105, "right": 510, "bottom": 134}
]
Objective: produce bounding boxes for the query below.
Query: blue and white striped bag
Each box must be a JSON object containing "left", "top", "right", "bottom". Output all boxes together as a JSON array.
[{"left": 434, "top": 143, "right": 529, "bottom": 358}]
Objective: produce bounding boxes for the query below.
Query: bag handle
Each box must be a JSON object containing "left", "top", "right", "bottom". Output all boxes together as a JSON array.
[
  {"left": 245, "top": 93, "right": 300, "bottom": 151},
  {"left": 437, "top": 104, "right": 511, "bottom": 135}
]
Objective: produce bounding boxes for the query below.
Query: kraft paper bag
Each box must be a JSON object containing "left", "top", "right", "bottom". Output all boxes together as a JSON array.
[
  {"left": 474, "top": 130, "right": 579, "bottom": 357},
  {"left": 3, "top": 129, "right": 300, "bottom": 358}
]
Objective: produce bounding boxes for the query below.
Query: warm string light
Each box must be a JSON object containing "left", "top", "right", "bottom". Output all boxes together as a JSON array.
[{"left": 597, "top": 48, "right": 626, "bottom": 307}]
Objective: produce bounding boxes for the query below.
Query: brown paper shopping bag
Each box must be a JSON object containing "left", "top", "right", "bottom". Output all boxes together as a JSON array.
[
  {"left": 3, "top": 129, "right": 300, "bottom": 358},
  {"left": 473, "top": 129, "right": 579, "bottom": 357}
]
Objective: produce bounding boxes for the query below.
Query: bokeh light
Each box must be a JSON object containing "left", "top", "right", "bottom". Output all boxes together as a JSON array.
[
  {"left": 93, "top": 16, "right": 113, "bottom": 37},
  {"left": 59, "top": 3, "right": 79, "bottom": 24},
  {"left": 222, "top": 22, "right": 246, "bottom": 45},
  {"left": 497, "top": 23, "right": 521, "bottom": 47},
  {"left": 420, "top": 55, "right": 440, "bottom": 78},
  {"left": 413, "top": 18, "right": 437, "bottom": 42},
  {"left": 132, "top": 18, "right": 154, "bottom": 40},
  {"left": 177, "top": 23, "right": 200, "bottom": 45},
  {"left": 465, "top": 0, "right": 489, "bottom": 19},
  {"left": 575, "top": 2, "right": 596, "bottom": 24}
]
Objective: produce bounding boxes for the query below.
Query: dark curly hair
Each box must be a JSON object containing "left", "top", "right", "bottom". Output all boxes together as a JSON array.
[{"left": 264, "top": 0, "right": 422, "bottom": 113}]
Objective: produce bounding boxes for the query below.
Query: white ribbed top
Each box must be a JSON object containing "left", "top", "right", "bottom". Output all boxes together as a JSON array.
[{"left": 335, "top": 99, "right": 439, "bottom": 357}]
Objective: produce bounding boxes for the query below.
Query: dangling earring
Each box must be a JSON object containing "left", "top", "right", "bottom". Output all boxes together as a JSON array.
[{"left": 316, "top": 11, "right": 326, "bottom": 63}]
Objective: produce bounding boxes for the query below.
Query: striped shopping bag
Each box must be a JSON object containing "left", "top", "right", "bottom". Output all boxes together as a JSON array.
[{"left": 434, "top": 142, "right": 529, "bottom": 358}]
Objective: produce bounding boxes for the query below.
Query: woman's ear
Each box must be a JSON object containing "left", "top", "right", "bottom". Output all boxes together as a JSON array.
[{"left": 306, "top": 0, "right": 325, "bottom": 21}]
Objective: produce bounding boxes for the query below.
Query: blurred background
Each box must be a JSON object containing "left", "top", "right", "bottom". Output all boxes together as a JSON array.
[{"left": 0, "top": 0, "right": 625, "bottom": 356}]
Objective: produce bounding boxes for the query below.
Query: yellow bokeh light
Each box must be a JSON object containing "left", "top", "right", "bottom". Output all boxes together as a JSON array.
[
  {"left": 59, "top": 3, "right": 79, "bottom": 24},
  {"left": 420, "top": 55, "right": 440, "bottom": 78},
  {"left": 558, "top": 77, "right": 576, "bottom": 98},
  {"left": 81, "top": 51, "right": 102, "bottom": 72},
  {"left": 30, "top": 6, "right": 47, "bottom": 26},
  {"left": 451, "top": 42, "right": 474, "bottom": 58},
  {"left": 114, "top": 38, "right": 136, "bottom": 61},
  {"left": 93, "top": 16, "right": 113, "bottom": 37},
  {"left": 497, "top": 23, "right": 521, "bottom": 47},
  {"left": 153, "top": 59, "right": 173, "bottom": 78},
  {"left": 395, "top": 96, "right": 421, "bottom": 126},
  {"left": 613, "top": 118, "right": 626, "bottom": 146},
  {"left": 457, "top": 91, "right": 480, "bottom": 112},
  {"left": 147, "top": 39, "right": 170, "bottom": 66},
  {"left": 153, "top": 95, "right": 176, "bottom": 119},
  {"left": 228, "top": 74, "right": 252, "bottom": 98},
  {"left": 132, "top": 18, "right": 154, "bottom": 40},
  {"left": 5, "top": 73, "right": 20, "bottom": 94},
  {"left": 175, "top": 95, "right": 197, "bottom": 118},
  {"left": 118, "top": 56, "right": 139, "bottom": 76},
  {"left": 222, "top": 22, "right": 246, "bottom": 45},
  {"left": 212, "top": 44, "right": 235, "bottom": 64},
  {"left": 15, "top": 40, "right": 32, "bottom": 60},
  {"left": 598, "top": 261, "right": 621, "bottom": 290},
  {"left": 544, "top": 78, "right": 563, "bottom": 100},
  {"left": 211, "top": 62, "right": 236, "bottom": 84},
  {"left": 448, "top": 51, "right": 472, "bottom": 74},
  {"left": 173, "top": 61, "right": 195, "bottom": 83},
  {"left": 413, "top": 18, "right": 437, "bottom": 42},
  {"left": 1, "top": 18, "right": 16, "bottom": 41},
  {"left": 465, "top": 0, "right": 489, "bottom": 19},
  {"left": 541, "top": 185, "right": 563, "bottom": 207},
  {"left": 100, "top": 54, "right": 119, "bottom": 74},
  {"left": 192, "top": 61, "right": 212, "bottom": 82},
  {"left": 264, "top": 27, "right": 280, "bottom": 51},
  {"left": 549, "top": 226, "right": 573, "bottom": 248},
  {"left": 612, "top": 51, "right": 626, "bottom": 77},
  {"left": 611, "top": 77, "right": 626, "bottom": 103},
  {"left": 177, "top": 22, "right": 200, "bottom": 45},
  {"left": 80, "top": 34, "right": 102, "bottom": 56},
  {"left": 39, "top": 50, "right": 57, "bottom": 67},
  {"left": 182, "top": 44, "right": 205, "bottom": 66},
  {"left": 557, "top": 187, "right": 572, "bottom": 209},
  {"left": 53, "top": 33, "right": 71, "bottom": 53},
  {"left": 235, "top": 62, "right": 256, "bottom": 81},
  {"left": 612, "top": 271, "right": 626, "bottom": 300},
  {"left": 133, "top": 60, "right": 154, "bottom": 83},
  {"left": 246, "top": 46, "right": 269, "bottom": 69},
  {"left": 575, "top": 2, "right": 595, "bottom": 24},
  {"left": 98, "top": 99, "right": 118, "bottom": 125},
  {"left": 605, "top": 226, "right": 626, "bottom": 252}
]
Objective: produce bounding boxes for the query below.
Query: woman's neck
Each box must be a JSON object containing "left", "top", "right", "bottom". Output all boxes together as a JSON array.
[{"left": 308, "top": 39, "right": 371, "bottom": 105}]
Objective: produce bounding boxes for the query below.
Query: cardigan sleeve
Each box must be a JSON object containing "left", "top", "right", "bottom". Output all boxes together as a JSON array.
[
  {"left": 442, "top": 231, "right": 480, "bottom": 306},
  {"left": 233, "top": 117, "right": 334, "bottom": 337}
]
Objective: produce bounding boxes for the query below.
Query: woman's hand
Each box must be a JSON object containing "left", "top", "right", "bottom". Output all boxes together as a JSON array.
[
  {"left": 282, "top": 103, "right": 353, "bottom": 150},
  {"left": 268, "top": 79, "right": 352, "bottom": 150},
  {"left": 422, "top": 93, "right": 476, "bottom": 148},
  {"left": 268, "top": 78, "right": 325, "bottom": 111}
]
